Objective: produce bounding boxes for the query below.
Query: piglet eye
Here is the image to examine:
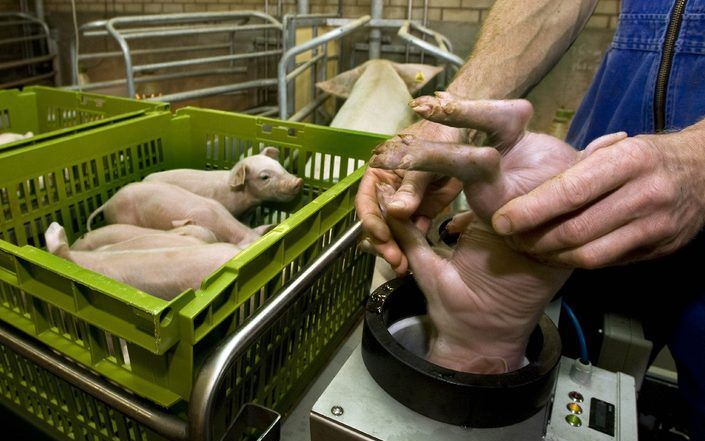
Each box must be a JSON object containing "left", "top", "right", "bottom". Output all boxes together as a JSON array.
[{"left": 260, "top": 175, "right": 270, "bottom": 180}]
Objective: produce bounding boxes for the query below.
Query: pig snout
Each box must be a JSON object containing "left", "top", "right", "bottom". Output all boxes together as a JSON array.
[{"left": 281, "top": 177, "right": 303, "bottom": 198}]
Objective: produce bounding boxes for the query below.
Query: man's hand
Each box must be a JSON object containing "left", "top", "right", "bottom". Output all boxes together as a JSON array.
[
  {"left": 492, "top": 123, "right": 705, "bottom": 268},
  {"left": 355, "top": 119, "right": 465, "bottom": 274}
]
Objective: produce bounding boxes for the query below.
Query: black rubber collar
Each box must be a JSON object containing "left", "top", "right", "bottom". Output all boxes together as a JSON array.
[{"left": 361, "top": 276, "right": 561, "bottom": 427}]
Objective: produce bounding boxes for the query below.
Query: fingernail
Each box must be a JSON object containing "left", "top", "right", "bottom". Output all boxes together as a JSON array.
[
  {"left": 388, "top": 199, "right": 406, "bottom": 210},
  {"left": 408, "top": 99, "right": 418, "bottom": 107},
  {"left": 412, "top": 104, "right": 431, "bottom": 114},
  {"left": 494, "top": 214, "right": 512, "bottom": 234}
]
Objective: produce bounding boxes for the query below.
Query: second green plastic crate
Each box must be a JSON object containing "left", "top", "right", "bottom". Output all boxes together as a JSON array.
[{"left": 0, "top": 86, "right": 168, "bottom": 150}]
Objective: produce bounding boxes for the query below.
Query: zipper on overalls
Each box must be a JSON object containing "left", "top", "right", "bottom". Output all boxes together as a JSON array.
[{"left": 654, "top": 0, "right": 689, "bottom": 132}]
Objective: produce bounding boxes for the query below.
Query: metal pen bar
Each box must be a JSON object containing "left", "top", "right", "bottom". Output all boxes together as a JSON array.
[
  {"left": 397, "top": 21, "right": 463, "bottom": 66},
  {"left": 285, "top": 52, "right": 324, "bottom": 82},
  {"left": 0, "top": 34, "right": 47, "bottom": 46},
  {"left": 354, "top": 42, "right": 427, "bottom": 54},
  {"left": 288, "top": 92, "right": 331, "bottom": 122},
  {"left": 0, "top": 54, "right": 54, "bottom": 70},
  {"left": 83, "top": 19, "right": 251, "bottom": 37},
  {"left": 257, "top": 108, "right": 279, "bottom": 117},
  {"left": 370, "top": 0, "right": 383, "bottom": 59},
  {"left": 239, "top": 105, "right": 279, "bottom": 116},
  {"left": 133, "top": 49, "right": 281, "bottom": 73},
  {"left": 147, "top": 78, "right": 277, "bottom": 102},
  {"left": 86, "top": 19, "right": 249, "bottom": 37},
  {"left": 107, "top": 11, "right": 280, "bottom": 27},
  {"left": 188, "top": 221, "right": 364, "bottom": 441},
  {"left": 286, "top": 13, "right": 337, "bottom": 28},
  {"left": 408, "top": 20, "right": 454, "bottom": 53},
  {"left": 0, "top": 322, "right": 189, "bottom": 441},
  {"left": 326, "top": 17, "right": 408, "bottom": 28},
  {"left": 122, "top": 23, "right": 281, "bottom": 40},
  {"left": 0, "top": 71, "right": 54, "bottom": 89},
  {"left": 105, "top": 19, "right": 137, "bottom": 98},
  {"left": 63, "top": 66, "right": 248, "bottom": 92},
  {"left": 282, "top": 14, "right": 297, "bottom": 118},
  {"left": 0, "top": 13, "right": 52, "bottom": 42},
  {"left": 0, "top": 19, "right": 37, "bottom": 27},
  {"left": 278, "top": 15, "right": 371, "bottom": 119},
  {"left": 77, "top": 43, "right": 233, "bottom": 61}
]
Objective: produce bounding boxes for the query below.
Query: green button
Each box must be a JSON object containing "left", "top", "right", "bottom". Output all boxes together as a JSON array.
[{"left": 565, "top": 414, "right": 582, "bottom": 427}]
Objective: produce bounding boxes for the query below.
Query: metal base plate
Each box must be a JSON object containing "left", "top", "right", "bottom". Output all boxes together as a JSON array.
[
  {"left": 310, "top": 346, "right": 548, "bottom": 441},
  {"left": 311, "top": 346, "right": 638, "bottom": 441}
]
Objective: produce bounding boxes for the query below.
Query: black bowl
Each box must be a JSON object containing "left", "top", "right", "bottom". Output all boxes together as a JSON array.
[{"left": 362, "top": 275, "right": 561, "bottom": 427}]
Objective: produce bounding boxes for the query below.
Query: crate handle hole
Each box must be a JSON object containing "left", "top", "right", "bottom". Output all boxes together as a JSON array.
[{"left": 160, "top": 308, "right": 174, "bottom": 327}]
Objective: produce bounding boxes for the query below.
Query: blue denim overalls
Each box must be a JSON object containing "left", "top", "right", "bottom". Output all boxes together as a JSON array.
[{"left": 563, "top": 1, "right": 705, "bottom": 438}]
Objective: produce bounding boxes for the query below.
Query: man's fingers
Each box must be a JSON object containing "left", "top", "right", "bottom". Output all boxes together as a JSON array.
[
  {"left": 356, "top": 170, "right": 394, "bottom": 242},
  {"left": 506, "top": 178, "right": 657, "bottom": 253},
  {"left": 580, "top": 131, "right": 628, "bottom": 157},
  {"left": 377, "top": 185, "right": 442, "bottom": 278},
  {"left": 492, "top": 146, "right": 636, "bottom": 235},
  {"left": 545, "top": 219, "right": 678, "bottom": 269},
  {"left": 409, "top": 92, "right": 533, "bottom": 148},
  {"left": 372, "top": 236, "right": 408, "bottom": 274},
  {"left": 385, "top": 170, "right": 436, "bottom": 217}
]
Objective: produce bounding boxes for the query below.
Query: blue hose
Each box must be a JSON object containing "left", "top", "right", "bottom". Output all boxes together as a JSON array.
[{"left": 563, "top": 301, "right": 589, "bottom": 363}]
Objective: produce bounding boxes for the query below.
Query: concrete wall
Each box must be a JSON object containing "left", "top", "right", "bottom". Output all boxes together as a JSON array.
[
  {"left": 3, "top": 0, "right": 621, "bottom": 130},
  {"left": 35, "top": 0, "right": 620, "bottom": 29}
]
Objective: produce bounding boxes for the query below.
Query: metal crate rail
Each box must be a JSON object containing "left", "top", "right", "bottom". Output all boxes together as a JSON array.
[
  {"left": 0, "top": 12, "right": 59, "bottom": 89},
  {"left": 0, "top": 105, "right": 385, "bottom": 409},
  {"left": 0, "top": 222, "right": 364, "bottom": 441},
  {"left": 67, "top": 12, "right": 283, "bottom": 104}
]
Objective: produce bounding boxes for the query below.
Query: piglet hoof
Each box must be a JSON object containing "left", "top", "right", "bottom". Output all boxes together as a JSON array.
[{"left": 369, "top": 133, "right": 422, "bottom": 170}]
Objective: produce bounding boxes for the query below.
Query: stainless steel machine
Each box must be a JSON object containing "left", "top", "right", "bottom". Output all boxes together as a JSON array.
[{"left": 311, "top": 277, "right": 638, "bottom": 441}]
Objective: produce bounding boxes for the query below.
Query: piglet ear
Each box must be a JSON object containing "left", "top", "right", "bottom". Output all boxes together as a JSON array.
[
  {"left": 261, "top": 146, "right": 280, "bottom": 159},
  {"left": 229, "top": 163, "right": 247, "bottom": 190}
]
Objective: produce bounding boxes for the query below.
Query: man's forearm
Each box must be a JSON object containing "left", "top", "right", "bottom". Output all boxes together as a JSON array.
[{"left": 447, "top": 0, "right": 598, "bottom": 100}]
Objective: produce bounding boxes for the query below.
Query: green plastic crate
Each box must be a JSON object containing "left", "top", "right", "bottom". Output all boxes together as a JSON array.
[
  {"left": 0, "top": 335, "right": 171, "bottom": 441},
  {"left": 0, "top": 106, "right": 384, "bottom": 414},
  {"left": 0, "top": 86, "right": 168, "bottom": 151}
]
